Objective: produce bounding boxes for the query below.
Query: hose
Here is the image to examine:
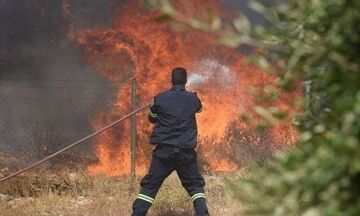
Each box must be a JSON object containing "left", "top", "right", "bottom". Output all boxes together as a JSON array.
[{"left": 0, "top": 103, "right": 151, "bottom": 183}]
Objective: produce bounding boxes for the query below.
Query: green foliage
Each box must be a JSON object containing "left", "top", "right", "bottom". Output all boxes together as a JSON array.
[
  {"left": 149, "top": 0, "right": 360, "bottom": 215},
  {"left": 230, "top": 0, "right": 360, "bottom": 215}
]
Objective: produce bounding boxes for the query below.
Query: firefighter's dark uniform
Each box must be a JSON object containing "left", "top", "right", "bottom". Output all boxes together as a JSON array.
[{"left": 131, "top": 84, "right": 209, "bottom": 216}]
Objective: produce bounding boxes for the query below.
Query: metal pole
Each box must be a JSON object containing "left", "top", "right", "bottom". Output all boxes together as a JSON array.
[{"left": 130, "top": 78, "right": 137, "bottom": 181}]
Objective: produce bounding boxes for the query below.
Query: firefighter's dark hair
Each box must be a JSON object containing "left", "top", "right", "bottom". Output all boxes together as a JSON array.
[{"left": 171, "top": 67, "right": 187, "bottom": 85}]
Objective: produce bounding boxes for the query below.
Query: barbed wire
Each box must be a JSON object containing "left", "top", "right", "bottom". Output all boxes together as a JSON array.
[
  {"left": 0, "top": 77, "right": 135, "bottom": 84},
  {"left": 0, "top": 79, "right": 122, "bottom": 83},
  {"left": 0, "top": 85, "right": 116, "bottom": 90},
  {"left": 0, "top": 95, "right": 113, "bottom": 101}
]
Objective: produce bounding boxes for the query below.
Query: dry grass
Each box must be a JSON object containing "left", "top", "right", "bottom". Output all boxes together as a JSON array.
[{"left": 0, "top": 170, "right": 244, "bottom": 216}]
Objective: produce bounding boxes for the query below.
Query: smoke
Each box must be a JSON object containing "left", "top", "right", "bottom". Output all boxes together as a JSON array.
[
  {"left": 223, "top": 0, "right": 265, "bottom": 25},
  {"left": 0, "top": 0, "right": 127, "bottom": 164}
]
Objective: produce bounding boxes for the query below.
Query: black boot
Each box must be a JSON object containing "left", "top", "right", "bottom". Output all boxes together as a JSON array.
[
  {"left": 131, "top": 199, "right": 152, "bottom": 216},
  {"left": 193, "top": 198, "right": 209, "bottom": 216}
]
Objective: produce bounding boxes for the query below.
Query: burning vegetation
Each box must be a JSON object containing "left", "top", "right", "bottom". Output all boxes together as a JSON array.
[{"left": 64, "top": 0, "right": 299, "bottom": 176}]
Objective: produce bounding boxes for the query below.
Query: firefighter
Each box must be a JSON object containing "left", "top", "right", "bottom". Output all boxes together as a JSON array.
[{"left": 131, "top": 67, "right": 209, "bottom": 216}]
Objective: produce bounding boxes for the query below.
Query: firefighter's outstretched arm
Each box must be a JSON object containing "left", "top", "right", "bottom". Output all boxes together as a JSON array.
[{"left": 148, "top": 98, "right": 158, "bottom": 123}]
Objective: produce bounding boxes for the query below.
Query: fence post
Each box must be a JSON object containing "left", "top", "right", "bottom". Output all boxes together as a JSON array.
[{"left": 130, "top": 78, "right": 137, "bottom": 182}]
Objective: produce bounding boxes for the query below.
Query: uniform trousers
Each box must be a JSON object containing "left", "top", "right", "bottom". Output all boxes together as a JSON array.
[{"left": 131, "top": 145, "right": 209, "bottom": 216}]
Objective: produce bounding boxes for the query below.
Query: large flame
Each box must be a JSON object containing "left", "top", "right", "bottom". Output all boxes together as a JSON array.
[{"left": 66, "top": 1, "right": 299, "bottom": 176}]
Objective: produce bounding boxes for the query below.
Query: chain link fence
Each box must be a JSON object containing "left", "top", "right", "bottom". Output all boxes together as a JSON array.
[{"left": 0, "top": 80, "right": 120, "bottom": 170}]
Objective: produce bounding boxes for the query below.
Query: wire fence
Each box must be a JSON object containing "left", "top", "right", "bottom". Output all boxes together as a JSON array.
[{"left": 0, "top": 79, "right": 120, "bottom": 170}]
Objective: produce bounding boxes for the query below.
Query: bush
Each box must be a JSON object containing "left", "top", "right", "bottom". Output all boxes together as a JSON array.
[{"left": 227, "top": 0, "right": 360, "bottom": 215}]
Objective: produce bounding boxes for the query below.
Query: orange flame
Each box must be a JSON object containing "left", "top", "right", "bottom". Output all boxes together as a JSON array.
[{"left": 66, "top": 1, "right": 300, "bottom": 176}]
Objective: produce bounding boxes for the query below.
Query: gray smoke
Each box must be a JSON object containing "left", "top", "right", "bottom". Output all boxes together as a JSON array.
[{"left": 0, "top": 0, "right": 128, "bottom": 166}]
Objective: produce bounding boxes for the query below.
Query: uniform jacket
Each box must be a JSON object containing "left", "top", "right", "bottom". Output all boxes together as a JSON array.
[{"left": 148, "top": 84, "right": 202, "bottom": 148}]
